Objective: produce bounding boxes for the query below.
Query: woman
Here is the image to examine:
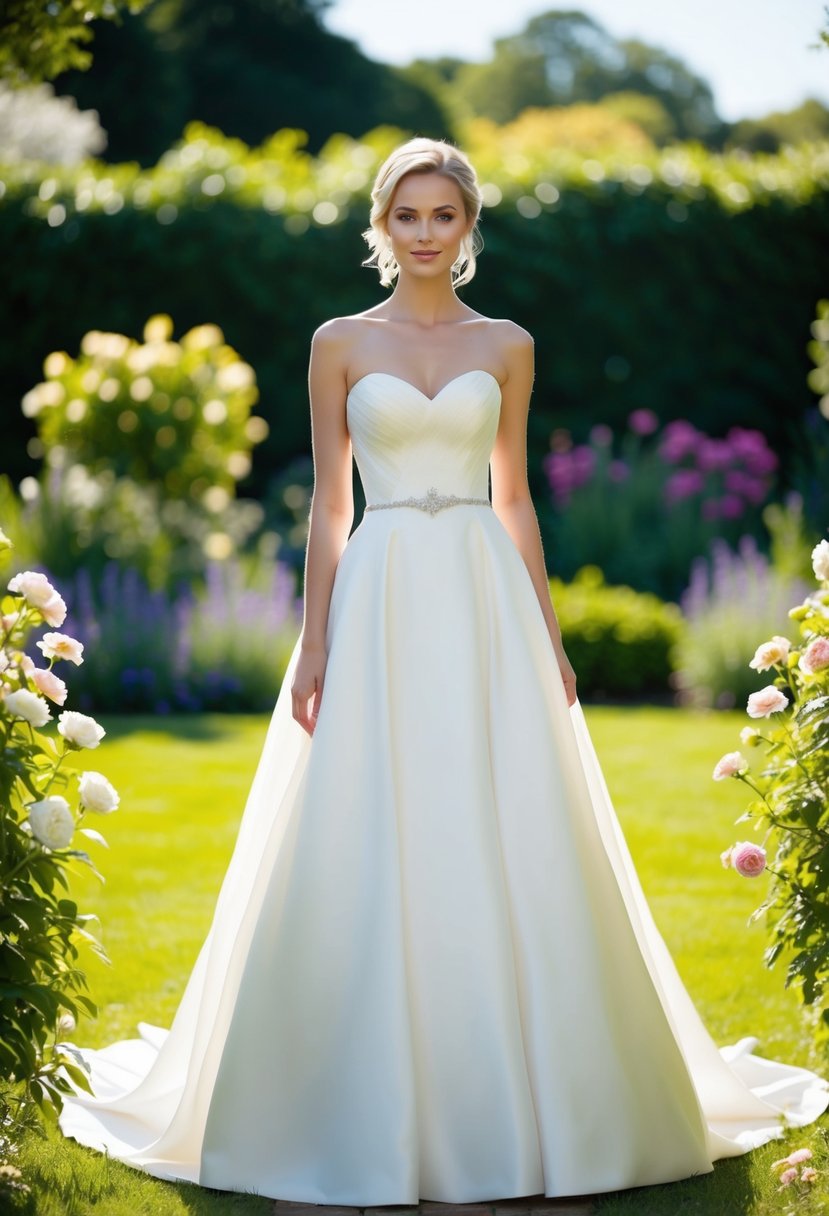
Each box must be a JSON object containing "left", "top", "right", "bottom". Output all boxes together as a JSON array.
[{"left": 59, "top": 137, "right": 829, "bottom": 1205}]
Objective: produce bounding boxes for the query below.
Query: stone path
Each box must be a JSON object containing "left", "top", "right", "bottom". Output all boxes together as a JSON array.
[{"left": 273, "top": 1194, "right": 594, "bottom": 1215}]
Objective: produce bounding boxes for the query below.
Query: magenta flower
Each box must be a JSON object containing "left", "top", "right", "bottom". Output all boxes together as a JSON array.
[
  {"left": 658, "top": 419, "right": 700, "bottom": 464},
  {"left": 589, "top": 423, "right": 613, "bottom": 447},
  {"left": 664, "top": 468, "right": 704, "bottom": 504},
  {"left": 627, "top": 408, "right": 659, "bottom": 435},
  {"left": 608, "top": 459, "right": 629, "bottom": 482}
]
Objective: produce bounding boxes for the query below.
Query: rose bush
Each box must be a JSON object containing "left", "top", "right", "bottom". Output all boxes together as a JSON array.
[
  {"left": 716, "top": 538, "right": 829, "bottom": 1052},
  {"left": 0, "top": 530, "right": 120, "bottom": 1130}
]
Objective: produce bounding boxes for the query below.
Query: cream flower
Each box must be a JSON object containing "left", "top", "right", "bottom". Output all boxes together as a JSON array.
[
  {"left": 37, "top": 631, "right": 85, "bottom": 666},
  {"left": 812, "top": 539, "right": 829, "bottom": 582},
  {"left": 57, "top": 710, "right": 105, "bottom": 749},
  {"left": 746, "top": 685, "right": 789, "bottom": 718},
  {"left": 78, "top": 770, "right": 120, "bottom": 814},
  {"left": 4, "top": 687, "right": 52, "bottom": 727},
  {"left": 30, "top": 667, "right": 68, "bottom": 705},
  {"left": 7, "top": 570, "right": 66, "bottom": 626},
  {"left": 28, "top": 795, "right": 75, "bottom": 849},
  {"left": 748, "top": 635, "right": 790, "bottom": 672},
  {"left": 712, "top": 751, "right": 748, "bottom": 780}
]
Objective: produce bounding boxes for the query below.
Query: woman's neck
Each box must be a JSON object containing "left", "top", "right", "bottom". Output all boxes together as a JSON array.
[{"left": 381, "top": 271, "right": 469, "bottom": 327}]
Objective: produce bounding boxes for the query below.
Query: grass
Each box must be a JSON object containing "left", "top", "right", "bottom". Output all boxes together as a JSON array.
[{"left": 6, "top": 706, "right": 829, "bottom": 1215}]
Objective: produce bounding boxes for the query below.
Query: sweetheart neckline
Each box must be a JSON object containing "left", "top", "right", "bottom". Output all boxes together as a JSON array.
[{"left": 346, "top": 369, "right": 501, "bottom": 404}]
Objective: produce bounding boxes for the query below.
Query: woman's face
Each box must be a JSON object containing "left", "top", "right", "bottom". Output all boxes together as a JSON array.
[{"left": 384, "top": 171, "right": 471, "bottom": 279}]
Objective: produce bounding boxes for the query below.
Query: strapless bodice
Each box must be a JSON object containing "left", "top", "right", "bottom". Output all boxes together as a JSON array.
[{"left": 346, "top": 370, "right": 501, "bottom": 510}]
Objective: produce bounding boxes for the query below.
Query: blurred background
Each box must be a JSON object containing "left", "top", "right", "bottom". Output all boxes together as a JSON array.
[{"left": 1, "top": 0, "right": 828, "bottom": 712}]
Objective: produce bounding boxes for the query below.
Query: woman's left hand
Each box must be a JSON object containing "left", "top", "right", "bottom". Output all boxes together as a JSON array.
[{"left": 556, "top": 648, "right": 578, "bottom": 707}]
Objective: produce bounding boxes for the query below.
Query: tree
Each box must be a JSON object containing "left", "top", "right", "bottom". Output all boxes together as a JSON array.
[
  {"left": 430, "top": 8, "right": 725, "bottom": 145},
  {"left": 51, "top": 0, "right": 453, "bottom": 163},
  {"left": 726, "top": 98, "right": 829, "bottom": 154},
  {"left": 0, "top": 0, "right": 151, "bottom": 85}
]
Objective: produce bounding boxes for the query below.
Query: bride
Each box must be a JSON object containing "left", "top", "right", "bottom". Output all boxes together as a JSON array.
[{"left": 58, "top": 136, "right": 829, "bottom": 1205}]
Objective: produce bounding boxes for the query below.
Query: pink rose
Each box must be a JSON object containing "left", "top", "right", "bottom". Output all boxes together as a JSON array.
[
  {"left": 725, "top": 841, "right": 767, "bottom": 878},
  {"left": 747, "top": 685, "right": 789, "bottom": 718},
  {"left": 30, "top": 667, "right": 68, "bottom": 705},
  {"left": 799, "top": 637, "right": 829, "bottom": 676},
  {"left": 802, "top": 1167, "right": 818, "bottom": 1183},
  {"left": 779, "top": 1166, "right": 798, "bottom": 1186},
  {"left": 749, "top": 635, "right": 790, "bottom": 672},
  {"left": 787, "top": 1148, "right": 813, "bottom": 1165},
  {"left": 712, "top": 751, "right": 747, "bottom": 781},
  {"left": 36, "top": 631, "right": 85, "bottom": 666}
]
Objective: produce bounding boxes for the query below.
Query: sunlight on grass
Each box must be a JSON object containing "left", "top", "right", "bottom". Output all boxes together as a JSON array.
[{"left": 13, "top": 706, "right": 829, "bottom": 1214}]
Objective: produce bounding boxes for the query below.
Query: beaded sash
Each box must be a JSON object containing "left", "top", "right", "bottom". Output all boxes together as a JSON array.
[{"left": 364, "top": 486, "right": 491, "bottom": 517}]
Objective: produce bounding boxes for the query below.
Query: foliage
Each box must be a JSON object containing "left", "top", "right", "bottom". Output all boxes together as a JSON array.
[
  {"left": 808, "top": 298, "right": 829, "bottom": 418},
  {"left": 26, "top": 313, "right": 265, "bottom": 501},
  {"left": 549, "top": 565, "right": 684, "bottom": 700},
  {"left": 1, "top": 125, "right": 828, "bottom": 503},
  {"left": 0, "top": 536, "right": 118, "bottom": 1130},
  {"left": 715, "top": 540, "right": 829, "bottom": 1055},
  {"left": 464, "top": 104, "right": 655, "bottom": 163},
  {"left": 673, "top": 535, "right": 811, "bottom": 710},
  {"left": 727, "top": 98, "right": 829, "bottom": 155},
  {"left": 598, "top": 90, "right": 677, "bottom": 145},
  {"left": 0, "top": 81, "right": 106, "bottom": 165},
  {"left": 0, "top": 0, "right": 151, "bottom": 87},
  {"left": 538, "top": 408, "right": 778, "bottom": 599},
  {"left": 38, "top": 555, "right": 301, "bottom": 714},
  {"left": 50, "top": 0, "right": 451, "bottom": 165},
  {"left": 442, "top": 9, "right": 724, "bottom": 143}
]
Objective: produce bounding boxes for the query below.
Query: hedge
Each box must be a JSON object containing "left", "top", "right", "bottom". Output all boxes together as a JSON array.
[{"left": 2, "top": 127, "right": 828, "bottom": 503}]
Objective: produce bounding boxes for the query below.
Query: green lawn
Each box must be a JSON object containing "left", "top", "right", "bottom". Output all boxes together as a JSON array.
[{"left": 9, "top": 707, "right": 829, "bottom": 1215}]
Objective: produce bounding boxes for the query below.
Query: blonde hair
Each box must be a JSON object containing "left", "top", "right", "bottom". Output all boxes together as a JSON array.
[{"left": 362, "top": 137, "right": 484, "bottom": 289}]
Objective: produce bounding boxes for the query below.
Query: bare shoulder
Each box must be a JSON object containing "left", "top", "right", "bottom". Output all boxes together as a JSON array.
[
  {"left": 311, "top": 313, "right": 378, "bottom": 358},
  {"left": 488, "top": 317, "right": 534, "bottom": 353}
]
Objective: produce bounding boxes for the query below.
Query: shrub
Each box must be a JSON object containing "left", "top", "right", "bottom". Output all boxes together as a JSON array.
[
  {"left": 716, "top": 539, "right": 829, "bottom": 1054},
  {"left": 672, "top": 534, "right": 811, "bottom": 709},
  {"left": 0, "top": 533, "right": 117, "bottom": 1129},
  {"left": 549, "top": 565, "right": 684, "bottom": 700}
]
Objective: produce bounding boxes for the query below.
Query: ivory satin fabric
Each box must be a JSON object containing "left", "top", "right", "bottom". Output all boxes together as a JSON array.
[{"left": 58, "top": 370, "right": 829, "bottom": 1203}]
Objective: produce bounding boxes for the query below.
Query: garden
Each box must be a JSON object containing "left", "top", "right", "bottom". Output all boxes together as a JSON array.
[{"left": 2, "top": 1, "right": 829, "bottom": 1211}]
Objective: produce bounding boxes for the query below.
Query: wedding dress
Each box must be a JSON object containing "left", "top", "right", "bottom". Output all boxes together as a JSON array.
[{"left": 58, "top": 368, "right": 829, "bottom": 1204}]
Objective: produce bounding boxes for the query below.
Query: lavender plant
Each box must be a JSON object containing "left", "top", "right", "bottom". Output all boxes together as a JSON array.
[{"left": 672, "top": 534, "right": 811, "bottom": 709}]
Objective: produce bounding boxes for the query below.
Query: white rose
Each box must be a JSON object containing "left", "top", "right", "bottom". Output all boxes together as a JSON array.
[
  {"left": 812, "top": 539, "right": 829, "bottom": 583},
  {"left": 6, "top": 570, "right": 66, "bottom": 626},
  {"left": 748, "top": 635, "right": 790, "bottom": 672},
  {"left": 36, "top": 631, "right": 85, "bottom": 666},
  {"left": 28, "top": 795, "right": 75, "bottom": 849},
  {"left": 78, "top": 770, "right": 120, "bottom": 814},
  {"left": 4, "top": 687, "right": 52, "bottom": 727},
  {"left": 58, "top": 710, "right": 106, "bottom": 749}
]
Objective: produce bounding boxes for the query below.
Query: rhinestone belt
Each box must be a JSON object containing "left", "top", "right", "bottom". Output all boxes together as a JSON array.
[{"left": 364, "top": 486, "right": 491, "bottom": 517}]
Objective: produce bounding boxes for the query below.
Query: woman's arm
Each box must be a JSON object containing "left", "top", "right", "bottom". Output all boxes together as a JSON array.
[
  {"left": 291, "top": 321, "right": 354, "bottom": 734},
  {"left": 489, "top": 323, "right": 578, "bottom": 705}
]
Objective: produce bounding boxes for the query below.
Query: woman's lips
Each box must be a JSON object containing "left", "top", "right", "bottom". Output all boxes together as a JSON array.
[{"left": 412, "top": 251, "right": 439, "bottom": 260}]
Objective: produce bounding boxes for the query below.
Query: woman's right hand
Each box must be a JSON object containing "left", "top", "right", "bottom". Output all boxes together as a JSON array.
[{"left": 291, "top": 642, "right": 328, "bottom": 736}]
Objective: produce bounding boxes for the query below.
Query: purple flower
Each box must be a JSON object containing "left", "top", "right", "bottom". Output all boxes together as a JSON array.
[
  {"left": 589, "top": 423, "right": 613, "bottom": 447},
  {"left": 608, "top": 459, "right": 629, "bottom": 482},
  {"left": 658, "top": 419, "right": 700, "bottom": 464},
  {"left": 664, "top": 468, "right": 704, "bottom": 503},
  {"left": 696, "top": 438, "right": 733, "bottom": 472},
  {"left": 627, "top": 408, "right": 659, "bottom": 435},
  {"left": 719, "top": 493, "right": 745, "bottom": 519}
]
